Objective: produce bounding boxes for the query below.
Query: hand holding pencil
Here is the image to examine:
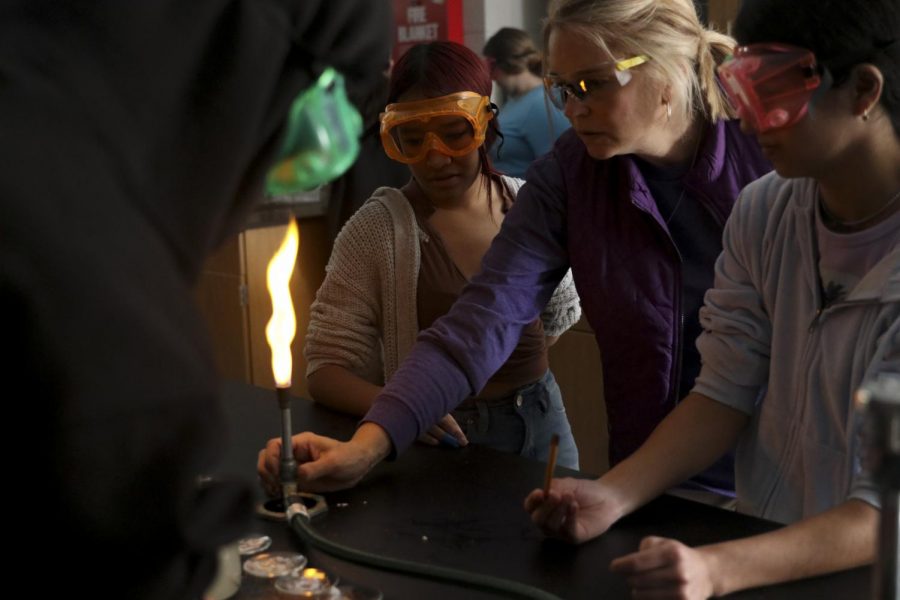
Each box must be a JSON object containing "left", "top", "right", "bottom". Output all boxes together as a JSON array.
[
  {"left": 524, "top": 437, "right": 625, "bottom": 544},
  {"left": 543, "top": 434, "right": 560, "bottom": 494}
]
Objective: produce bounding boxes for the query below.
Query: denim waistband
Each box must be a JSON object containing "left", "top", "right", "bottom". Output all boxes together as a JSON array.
[{"left": 456, "top": 370, "right": 550, "bottom": 410}]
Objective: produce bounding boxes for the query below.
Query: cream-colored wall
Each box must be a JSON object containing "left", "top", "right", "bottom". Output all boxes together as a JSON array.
[{"left": 463, "top": 0, "right": 548, "bottom": 57}]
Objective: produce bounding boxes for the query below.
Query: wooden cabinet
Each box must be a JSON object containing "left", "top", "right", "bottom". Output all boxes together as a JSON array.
[{"left": 194, "top": 234, "right": 251, "bottom": 383}]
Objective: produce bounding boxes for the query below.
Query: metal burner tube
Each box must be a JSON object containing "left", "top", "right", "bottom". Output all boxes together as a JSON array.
[{"left": 277, "top": 385, "right": 298, "bottom": 499}]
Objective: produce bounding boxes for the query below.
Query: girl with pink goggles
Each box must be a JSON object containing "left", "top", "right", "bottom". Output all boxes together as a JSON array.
[{"left": 717, "top": 43, "right": 829, "bottom": 132}]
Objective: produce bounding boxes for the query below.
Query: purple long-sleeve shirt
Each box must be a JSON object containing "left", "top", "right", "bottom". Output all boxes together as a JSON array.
[{"left": 365, "top": 121, "right": 770, "bottom": 475}]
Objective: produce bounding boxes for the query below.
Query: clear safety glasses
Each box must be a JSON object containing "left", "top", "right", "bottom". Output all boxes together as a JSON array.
[
  {"left": 717, "top": 43, "right": 827, "bottom": 132},
  {"left": 544, "top": 54, "right": 649, "bottom": 110},
  {"left": 380, "top": 92, "right": 494, "bottom": 164}
]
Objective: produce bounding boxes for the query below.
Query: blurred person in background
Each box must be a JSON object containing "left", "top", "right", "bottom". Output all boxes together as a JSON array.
[{"left": 483, "top": 27, "right": 570, "bottom": 178}]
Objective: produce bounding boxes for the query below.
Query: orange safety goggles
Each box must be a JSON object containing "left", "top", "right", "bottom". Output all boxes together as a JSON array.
[{"left": 380, "top": 92, "right": 493, "bottom": 163}]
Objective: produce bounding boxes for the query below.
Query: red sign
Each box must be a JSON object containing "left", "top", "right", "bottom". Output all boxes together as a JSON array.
[{"left": 392, "top": 0, "right": 463, "bottom": 63}]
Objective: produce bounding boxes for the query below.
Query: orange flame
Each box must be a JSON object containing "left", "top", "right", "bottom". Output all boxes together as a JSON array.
[{"left": 265, "top": 219, "right": 299, "bottom": 388}]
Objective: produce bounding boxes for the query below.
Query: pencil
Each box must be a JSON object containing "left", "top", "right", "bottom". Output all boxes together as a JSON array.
[{"left": 543, "top": 434, "right": 560, "bottom": 495}]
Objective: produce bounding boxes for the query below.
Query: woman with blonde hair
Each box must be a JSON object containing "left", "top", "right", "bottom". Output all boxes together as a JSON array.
[{"left": 260, "top": 0, "right": 770, "bottom": 505}]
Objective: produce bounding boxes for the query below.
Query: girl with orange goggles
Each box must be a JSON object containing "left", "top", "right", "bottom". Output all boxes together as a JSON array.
[
  {"left": 285, "top": 40, "right": 582, "bottom": 475},
  {"left": 379, "top": 91, "right": 494, "bottom": 163}
]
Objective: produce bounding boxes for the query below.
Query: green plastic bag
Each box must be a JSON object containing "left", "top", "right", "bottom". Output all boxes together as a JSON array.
[{"left": 266, "top": 68, "right": 362, "bottom": 195}]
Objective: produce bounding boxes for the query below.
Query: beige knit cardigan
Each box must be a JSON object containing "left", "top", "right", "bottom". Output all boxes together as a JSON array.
[{"left": 305, "top": 177, "right": 581, "bottom": 384}]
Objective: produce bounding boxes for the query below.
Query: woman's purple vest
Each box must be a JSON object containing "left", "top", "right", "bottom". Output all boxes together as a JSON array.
[{"left": 558, "top": 121, "right": 771, "bottom": 468}]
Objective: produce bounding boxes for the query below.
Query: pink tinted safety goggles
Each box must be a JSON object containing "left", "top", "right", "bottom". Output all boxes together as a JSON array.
[{"left": 717, "top": 43, "right": 824, "bottom": 132}]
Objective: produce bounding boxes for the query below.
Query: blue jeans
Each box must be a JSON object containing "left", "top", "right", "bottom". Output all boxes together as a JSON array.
[{"left": 451, "top": 370, "right": 579, "bottom": 470}]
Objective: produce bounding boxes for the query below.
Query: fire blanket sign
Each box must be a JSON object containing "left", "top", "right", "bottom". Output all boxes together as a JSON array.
[{"left": 392, "top": 0, "right": 464, "bottom": 63}]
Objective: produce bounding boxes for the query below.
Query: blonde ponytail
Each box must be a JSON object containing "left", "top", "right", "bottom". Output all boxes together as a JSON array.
[{"left": 697, "top": 28, "right": 737, "bottom": 121}]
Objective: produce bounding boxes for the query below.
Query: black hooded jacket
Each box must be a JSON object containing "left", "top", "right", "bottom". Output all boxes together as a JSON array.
[{"left": 0, "top": 1, "right": 390, "bottom": 596}]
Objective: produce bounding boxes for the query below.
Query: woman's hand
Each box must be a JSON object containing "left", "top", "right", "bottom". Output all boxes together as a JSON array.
[
  {"left": 417, "top": 414, "right": 468, "bottom": 447},
  {"left": 610, "top": 537, "right": 719, "bottom": 599},
  {"left": 257, "top": 423, "right": 392, "bottom": 495},
  {"left": 523, "top": 477, "right": 627, "bottom": 544}
]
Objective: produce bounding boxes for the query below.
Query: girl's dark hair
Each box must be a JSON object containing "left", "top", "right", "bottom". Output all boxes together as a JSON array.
[
  {"left": 483, "top": 27, "right": 543, "bottom": 77},
  {"left": 735, "top": 0, "right": 900, "bottom": 136},
  {"left": 387, "top": 41, "right": 507, "bottom": 203}
]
